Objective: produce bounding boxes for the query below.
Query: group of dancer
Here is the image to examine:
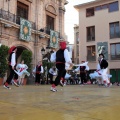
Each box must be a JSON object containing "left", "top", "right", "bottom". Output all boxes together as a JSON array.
[
  {"left": 4, "top": 46, "right": 30, "bottom": 89},
  {"left": 3, "top": 41, "right": 112, "bottom": 91}
]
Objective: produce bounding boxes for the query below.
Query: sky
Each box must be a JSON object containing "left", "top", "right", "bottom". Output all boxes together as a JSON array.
[{"left": 65, "top": 0, "right": 94, "bottom": 44}]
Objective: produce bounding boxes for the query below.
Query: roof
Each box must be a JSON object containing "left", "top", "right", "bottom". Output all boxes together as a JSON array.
[{"left": 74, "top": 0, "right": 109, "bottom": 9}]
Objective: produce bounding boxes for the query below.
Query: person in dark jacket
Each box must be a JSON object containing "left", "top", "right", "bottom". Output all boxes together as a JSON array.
[{"left": 33, "top": 61, "right": 44, "bottom": 85}]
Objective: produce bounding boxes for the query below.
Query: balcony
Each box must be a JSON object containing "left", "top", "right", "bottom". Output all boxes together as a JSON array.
[
  {"left": 0, "top": 9, "right": 36, "bottom": 30},
  {"left": 87, "top": 36, "right": 95, "bottom": 42},
  {"left": 39, "top": 27, "right": 61, "bottom": 38},
  {"left": 87, "top": 55, "right": 96, "bottom": 61}
]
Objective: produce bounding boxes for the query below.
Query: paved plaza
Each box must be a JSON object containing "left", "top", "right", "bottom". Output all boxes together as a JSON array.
[{"left": 0, "top": 85, "right": 120, "bottom": 120}]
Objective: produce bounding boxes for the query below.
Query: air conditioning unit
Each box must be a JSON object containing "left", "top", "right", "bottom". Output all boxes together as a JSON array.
[{"left": 4, "top": 24, "right": 12, "bottom": 28}]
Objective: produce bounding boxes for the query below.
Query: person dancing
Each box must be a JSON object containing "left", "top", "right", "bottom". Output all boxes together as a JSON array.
[
  {"left": 50, "top": 41, "right": 72, "bottom": 92},
  {"left": 4, "top": 46, "right": 19, "bottom": 89},
  {"left": 16, "top": 60, "right": 30, "bottom": 85}
]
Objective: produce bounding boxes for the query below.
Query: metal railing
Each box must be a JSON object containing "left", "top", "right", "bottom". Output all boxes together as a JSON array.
[
  {"left": 87, "top": 35, "right": 95, "bottom": 42},
  {"left": 87, "top": 55, "right": 96, "bottom": 61},
  {"left": 0, "top": 9, "right": 36, "bottom": 30},
  {"left": 39, "top": 27, "right": 61, "bottom": 38},
  {"left": 0, "top": 9, "right": 63, "bottom": 38},
  {"left": 110, "top": 55, "right": 120, "bottom": 60}
]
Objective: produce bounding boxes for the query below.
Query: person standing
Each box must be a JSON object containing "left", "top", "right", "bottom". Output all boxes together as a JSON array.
[
  {"left": 4, "top": 46, "right": 19, "bottom": 89},
  {"left": 75, "top": 61, "right": 89, "bottom": 85},
  {"left": 33, "top": 61, "right": 44, "bottom": 85},
  {"left": 50, "top": 41, "right": 72, "bottom": 92}
]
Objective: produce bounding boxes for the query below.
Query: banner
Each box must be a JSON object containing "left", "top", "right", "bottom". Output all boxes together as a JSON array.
[
  {"left": 50, "top": 30, "right": 58, "bottom": 48},
  {"left": 97, "top": 42, "right": 108, "bottom": 59},
  {"left": 19, "top": 18, "right": 31, "bottom": 41}
]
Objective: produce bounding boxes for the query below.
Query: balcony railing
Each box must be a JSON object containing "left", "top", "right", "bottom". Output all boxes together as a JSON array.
[
  {"left": 110, "top": 55, "right": 120, "bottom": 60},
  {"left": 87, "top": 35, "right": 95, "bottom": 42},
  {"left": 0, "top": 9, "right": 36, "bottom": 30},
  {"left": 39, "top": 27, "right": 61, "bottom": 38},
  {"left": 87, "top": 55, "right": 96, "bottom": 61}
]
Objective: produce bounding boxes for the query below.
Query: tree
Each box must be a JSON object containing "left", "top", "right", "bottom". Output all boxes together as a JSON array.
[{"left": 0, "top": 45, "right": 9, "bottom": 78}]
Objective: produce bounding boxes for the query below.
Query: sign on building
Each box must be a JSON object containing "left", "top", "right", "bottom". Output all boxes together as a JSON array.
[
  {"left": 50, "top": 30, "right": 58, "bottom": 48},
  {"left": 19, "top": 18, "right": 31, "bottom": 41},
  {"left": 97, "top": 42, "right": 108, "bottom": 60}
]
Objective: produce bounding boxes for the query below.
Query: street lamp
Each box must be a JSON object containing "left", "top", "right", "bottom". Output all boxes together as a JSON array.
[
  {"left": 46, "top": 46, "right": 51, "bottom": 53},
  {"left": 41, "top": 47, "right": 45, "bottom": 56}
]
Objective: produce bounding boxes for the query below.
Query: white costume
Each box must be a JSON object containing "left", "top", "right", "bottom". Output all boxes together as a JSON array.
[
  {"left": 49, "top": 68, "right": 57, "bottom": 81},
  {"left": 74, "top": 62, "right": 90, "bottom": 72},
  {"left": 15, "top": 64, "right": 30, "bottom": 78},
  {"left": 50, "top": 49, "right": 72, "bottom": 70},
  {"left": 89, "top": 63, "right": 112, "bottom": 85}
]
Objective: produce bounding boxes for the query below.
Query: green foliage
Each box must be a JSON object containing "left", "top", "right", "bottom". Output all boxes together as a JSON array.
[
  {"left": 0, "top": 45, "right": 9, "bottom": 78},
  {"left": 42, "top": 61, "right": 54, "bottom": 71},
  {"left": 21, "top": 50, "right": 32, "bottom": 74}
]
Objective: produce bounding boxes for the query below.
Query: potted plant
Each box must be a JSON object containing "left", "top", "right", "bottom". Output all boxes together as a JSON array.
[
  {"left": 21, "top": 50, "right": 32, "bottom": 85},
  {"left": 0, "top": 45, "right": 9, "bottom": 85}
]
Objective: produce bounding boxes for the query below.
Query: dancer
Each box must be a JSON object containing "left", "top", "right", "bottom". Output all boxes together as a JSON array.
[
  {"left": 49, "top": 66, "right": 57, "bottom": 90},
  {"left": 99, "top": 53, "right": 111, "bottom": 87},
  {"left": 74, "top": 61, "right": 89, "bottom": 85},
  {"left": 4, "top": 46, "right": 19, "bottom": 89},
  {"left": 33, "top": 61, "right": 44, "bottom": 85},
  {"left": 50, "top": 41, "right": 72, "bottom": 92},
  {"left": 16, "top": 60, "right": 30, "bottom": 85}
]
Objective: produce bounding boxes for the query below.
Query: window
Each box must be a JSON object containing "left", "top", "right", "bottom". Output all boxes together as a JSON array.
[
  {"left": 95, "top": 6, "right": 102, "bottom": 11},
  {"left": 87, "top": 26, "right": 95, "bottom": 41},
  {"left": 17, "top": 1, "right": 28, "bottom": 19},
  {"left": 86, "top": 8, "right": 94, "bottom": 17},
  {"left": 102, "top": 4, "right": 108, "bottom": 9},
  {"left": 110, "top": 22, "right": 120, "bottom": 39},
  {"left": 109, "top": 1, "right": 119, "bottom": 12},
  {"left": 87, "top": 46, "right": 96, "bottom": 61},
  {"left": 46, "top": 15, "right": 54, "bottom": 34},
  {"left": 76, "top": 32, "right": 79, "bottom": 44},
  {"left": 76, "top": 45, "right": 79, "bottom": 56},
  {"left": 110, "top": 43, "right": 120, "bottom": 60}
]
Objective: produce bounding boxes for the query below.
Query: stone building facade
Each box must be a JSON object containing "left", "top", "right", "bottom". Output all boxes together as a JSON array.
[{"left": 0, "top": 0, "right": 68, "bottom": 66}]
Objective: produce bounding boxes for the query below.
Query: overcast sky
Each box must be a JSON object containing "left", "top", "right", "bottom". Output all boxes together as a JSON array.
[{"left": 65, "top": 0, "right": 94, "bottom": 44}]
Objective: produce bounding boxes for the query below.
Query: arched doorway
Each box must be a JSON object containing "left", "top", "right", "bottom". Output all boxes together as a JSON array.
[{"left": 16, "top": 46, "right": 30, "bottom": 63}]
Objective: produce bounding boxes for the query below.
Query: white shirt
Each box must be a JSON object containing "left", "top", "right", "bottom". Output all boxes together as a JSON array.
[
  {"left": 11, "top": 52, "right": 16, "bottom": 67},
  {"left": 33, "top": 65, "right": 44, "bottom": 73},
  {"left": 50, "top": 49, "right": 72, "bottom": 63},
  {"left": 49, "top": 68, "right": 57, "bottom": 75}
]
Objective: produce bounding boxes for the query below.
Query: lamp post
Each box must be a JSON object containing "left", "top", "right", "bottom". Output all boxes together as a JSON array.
[{"left": 41, "top": 47, "right": 45, "bottom": 58}]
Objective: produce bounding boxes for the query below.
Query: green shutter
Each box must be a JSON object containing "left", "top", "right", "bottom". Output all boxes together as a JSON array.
[
  {"left": 110, "top": 69, "right": 116, "bottom": 83},
  {"left": 117, "top": 69, "right": 120, "bottom": 82}
]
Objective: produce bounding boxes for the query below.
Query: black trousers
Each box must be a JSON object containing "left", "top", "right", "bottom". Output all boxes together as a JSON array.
[
  {"left": 49, "top": 73, "right": 54, "bottom": 84},
  {"left": 6, "top": 65, "right": 18, "bottom": 84},
  {"left": 54, "top": 63, "right": 66, "bottom": 86},
  {"left": 80, "top": 74, "right": 87, "bottom": 84},
  {"left": 35, "top": 74, "right": 41, "bottom": 84}
]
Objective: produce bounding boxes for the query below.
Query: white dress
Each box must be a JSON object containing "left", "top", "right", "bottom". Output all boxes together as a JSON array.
[
  {"left": 89, "top": 64, "right": 112, "bottom": 80},
  {"left": 15, "top": 64, "right": 30, "bottom": 78}
]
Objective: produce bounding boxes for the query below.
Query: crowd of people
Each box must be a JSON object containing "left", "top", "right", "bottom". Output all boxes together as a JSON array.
[{"left": 3, "top": 41, "right": 117, "bottom": 91}]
